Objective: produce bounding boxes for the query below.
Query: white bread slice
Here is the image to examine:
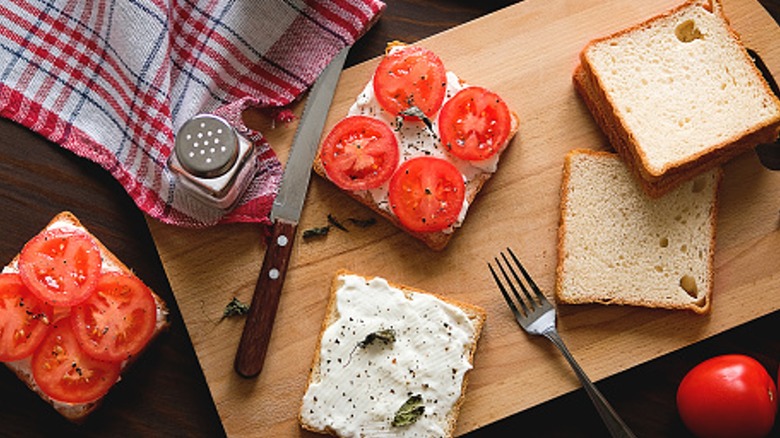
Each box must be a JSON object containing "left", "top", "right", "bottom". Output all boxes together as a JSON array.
[
  {"left": 299, "top": 269, "right": 486, "bottom": 437},
  {"left": 575, "top": 0, "right": 780, "bottom": 197},
  {"left": 2, "top": 211, "right": 170, "bottom": 422},
  {"left": 313, "top": 43, "right": 520, "bottom": 251},
  {"left": 555, "top": 150, "right": 721, "bottom": 313}
]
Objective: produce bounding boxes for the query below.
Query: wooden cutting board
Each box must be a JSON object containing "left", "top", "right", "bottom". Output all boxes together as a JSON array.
[{"left": 147, "top": 0, "right": 780, "bottom": 435}]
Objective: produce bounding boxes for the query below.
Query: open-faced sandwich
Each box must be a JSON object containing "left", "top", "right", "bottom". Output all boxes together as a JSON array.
[
  {"left": 300, "top": 270, "right": 486, "bottom": 437},
  {"left": 313, "top": 42, "right": 520, "bottom": 250},
  {"left": 1, "top": 211, "right": 169, "bottom": 422}
]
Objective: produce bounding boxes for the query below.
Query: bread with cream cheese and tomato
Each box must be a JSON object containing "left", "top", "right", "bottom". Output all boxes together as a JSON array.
[
  {"left": 299, "top": 270, "right": 486, "bottom": 437},
  {"left": 0, "top": 211, "right": 169, "bottom": 422},
  {"left": 313, "top": 42, "right": 520, "bottom": 250},
  {"left": 573, "top": 0, "right": 780, "bottom": 197}
]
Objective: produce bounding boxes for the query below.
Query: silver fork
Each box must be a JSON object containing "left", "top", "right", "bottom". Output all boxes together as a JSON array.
[{"left": 488, "top": 248, "right": 637, "bottom": 438}]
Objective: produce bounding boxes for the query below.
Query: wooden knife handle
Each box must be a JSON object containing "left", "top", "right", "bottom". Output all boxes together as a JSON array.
[{"left": 234, "top": 218, "right": 297, "bottom": 378}]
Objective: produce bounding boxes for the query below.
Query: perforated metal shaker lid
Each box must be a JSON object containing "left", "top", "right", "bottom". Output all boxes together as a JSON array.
[{"left": 175, "top": 114, "right": 239, "bottom": 178}]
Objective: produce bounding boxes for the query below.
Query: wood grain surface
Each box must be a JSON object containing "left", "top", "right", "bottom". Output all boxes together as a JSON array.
[
  {"left": 147, "top": 0, "right": 780, "bottom": 436},
  {"left": 0, "top": 1, "right": 778, "bottom": 437}
]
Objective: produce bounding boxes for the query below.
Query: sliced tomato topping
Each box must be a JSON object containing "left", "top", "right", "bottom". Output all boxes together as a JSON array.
[
  {"left": 388, "top": 157, "right": 466, "bottom": 233},
  {"left": 18, "top": 228, "right": 102, "bottom": 306},
  {"left": 72, "top": 272, "right": 157, "bottom": 362},
  {"left": 0, "top": 273, "right": 53, "bottom": 362},
  {"left": 373, "top": 45, "right": 447, "bottom": 119},
  {"left": 321, "top": 115, "right": 400, "bottom": 191},
  {"left": 439, "top": 86, "right": 513, "bottom": 161},
  {"left": 32, "top": 317, "right": 121, "bottom": 404}
]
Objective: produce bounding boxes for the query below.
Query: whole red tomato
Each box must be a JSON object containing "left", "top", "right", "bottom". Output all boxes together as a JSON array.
[{"left": 677, "top": 354, "right": 777, "bottom": 438}]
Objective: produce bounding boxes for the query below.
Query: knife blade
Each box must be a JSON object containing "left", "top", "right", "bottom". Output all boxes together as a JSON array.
[{"left": 234, "top": 46, "right": 349, "bottom": 378}]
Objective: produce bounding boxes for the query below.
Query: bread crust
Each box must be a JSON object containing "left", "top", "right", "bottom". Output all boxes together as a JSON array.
[
  {"left": 575, "top": 0, "right": 780, "bottom": 197},
  {"left": 299, "top": 269, "right": 486, "bottom": 437},
  {"left": 555, "top": 149, "right": 720, "bottom": 314},
  {"left": 313, "top": 43, "right": 520, "bottom": 250},
  {"left": 2, "top": 211, "right": 170, "bottom": 422}
]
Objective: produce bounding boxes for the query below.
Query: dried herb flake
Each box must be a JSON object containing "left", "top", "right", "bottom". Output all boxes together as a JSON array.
[
  {"left": 302, "top": 226, "right": 331, "bottom": 239},
  {"left": 345, "top": 328, "right": 396, "bottom": 367},
  {"left": 327, "top": 214, "right": 348, "bottom": 232},
  {"left": 222, "top": 297, "right": 249, "bottom": 319},
  {"left": 303, "top": 214, "right": 377, "bottom": 242},
  {"left": 399, "top": 104, "right": 436, "bottom": 138},
  {"left": 347, "top": 217, "right": 376, "bottom": 228},
  {"left": 357, "top": 328, "right": 396, "bottom": 348},
  {"left": 392, "top": 394, "right": 425, "bottom": 427}
]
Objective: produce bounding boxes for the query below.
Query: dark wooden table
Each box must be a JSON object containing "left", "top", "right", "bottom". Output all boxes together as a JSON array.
[{"left": 1, "top": 1, "right": 778, "bottom": 436}]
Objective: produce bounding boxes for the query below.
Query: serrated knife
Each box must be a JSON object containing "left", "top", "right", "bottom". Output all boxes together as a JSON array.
[{"left": 235, "top": 46, "right": 349, "bottom": 378}]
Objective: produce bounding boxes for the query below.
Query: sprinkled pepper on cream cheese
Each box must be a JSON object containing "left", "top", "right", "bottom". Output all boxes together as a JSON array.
[{"left": 300, "top": 274, "right": 478, "bottom": 437}]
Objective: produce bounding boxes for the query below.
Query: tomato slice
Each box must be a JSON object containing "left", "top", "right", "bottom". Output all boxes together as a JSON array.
[
  {"left": 373, "top": 45, "right": 447, "bottom": 119},
  {"left": 0, "top": 273, "right": 53, "bottom": 362},
  {"left": 32, "top": 317, "right": 121, "bottom": 404},
  {"left": 18, "top": 228, "right": 102, "bottom": 307},
  {"left": 71, "top": 272, "right": 157, "bottom": 362},
  {"left": 439, "top": 86, "right": 513, "bottom": 161},
  {"left": 320, "top": 115, "right": 400, "bottom": 191},
  {"left": 388, "top": 157, "right": 466, "bottom": 233}
]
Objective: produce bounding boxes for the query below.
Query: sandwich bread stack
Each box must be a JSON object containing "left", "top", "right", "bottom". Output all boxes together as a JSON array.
[
  {"left": 574, "top": 0, "right": 780, "bottom": 197},
  {"left": 556, "top": 150, "right": 721, "bottom": 313}
]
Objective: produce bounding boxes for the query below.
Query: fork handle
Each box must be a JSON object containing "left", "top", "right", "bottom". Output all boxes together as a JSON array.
[{"left": 543, "top": 329, "right": 637, "bottom": 438}]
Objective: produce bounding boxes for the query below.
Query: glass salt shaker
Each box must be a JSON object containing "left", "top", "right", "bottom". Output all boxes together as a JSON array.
[{"left": 169, "top": 114, "right": 258, "bottom": 212}]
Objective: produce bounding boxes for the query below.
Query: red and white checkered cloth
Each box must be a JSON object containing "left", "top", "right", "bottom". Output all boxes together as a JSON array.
[{"left": 0, "top": 0, "right": 384, "bottom": 227}]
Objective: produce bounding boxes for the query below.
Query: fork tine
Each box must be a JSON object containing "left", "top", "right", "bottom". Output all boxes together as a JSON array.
[
  {"left": 488, "top": 262, "right": 523, "bottom": 319},
  {"left": 495, "top": 255, "right": 532, "bottom": 316},
  {"left": 500, "top": 251, "right": 538, "bottom": 309},
  {"left": 507, "top": 247, "right": 546, "bottom": 305}
]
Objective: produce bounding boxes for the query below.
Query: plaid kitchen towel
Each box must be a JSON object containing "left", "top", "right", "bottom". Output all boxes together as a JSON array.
[{"left": 0, "top": 0, "right": 384, "bottom": 227}]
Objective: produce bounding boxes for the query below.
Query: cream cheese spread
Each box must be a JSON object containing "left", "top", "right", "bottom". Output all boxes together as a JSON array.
[
  {"left": 301, "top": 274, "right": 478, "bottom": 437},
  {"left": 347, "top": 67, "right": 502, "bottom": 234}
]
